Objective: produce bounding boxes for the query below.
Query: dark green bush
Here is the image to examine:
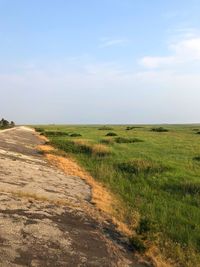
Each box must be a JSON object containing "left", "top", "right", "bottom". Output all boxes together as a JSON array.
[
  {"left": 163, "top": 182, "right": 200, "bottom": 195},
  {"left": 106, "top": 132, "right": 118, "bottom": 137},
  {"left": 193, "top": 156, "right": 200, "bottom": 161},
  {"left": 115, "top": 137, "right": 143, "bottom": 143},
  {"left": 69, "top": 133, "right": 82, "bottom": 137},
  {"left": 151, "top": 127, "right": 168, "bottom": 132},
  {"left": 35, "top": 127, "right": 45, "bottom": 133}
]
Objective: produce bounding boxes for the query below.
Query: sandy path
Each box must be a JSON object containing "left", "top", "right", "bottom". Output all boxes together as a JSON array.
[{"left": 0, "top": 127, "right": 150, "bottom": 267}]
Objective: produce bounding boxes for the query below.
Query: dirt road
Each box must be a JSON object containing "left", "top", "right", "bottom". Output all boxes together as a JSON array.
[{"left": 0, "top": 127, "right": 150, "bottom": 267}]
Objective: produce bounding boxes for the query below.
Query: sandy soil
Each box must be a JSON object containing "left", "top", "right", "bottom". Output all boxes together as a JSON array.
[{"left": 0, "top": 127, "right": 152, "bottom": 267}]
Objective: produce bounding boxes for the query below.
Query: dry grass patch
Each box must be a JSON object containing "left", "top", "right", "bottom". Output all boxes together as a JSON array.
[
  {"left": 72, "top": 139, "right": 92, "bottom": 154},
  {"left": 37, "top": 145, "right": 55, "bottom": 153},
  {"left": 91, "top": 144, "right": 111, "bottom": 157}
]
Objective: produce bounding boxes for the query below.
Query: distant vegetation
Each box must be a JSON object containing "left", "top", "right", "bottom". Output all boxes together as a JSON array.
[
  {"left": 35, "top": 124, "right": 200, "bottom": 267},
  {"left": 126, "top": 126, "right": 143, "bottom": 130},
  {"left": 98, "top": 126, "right": 113, "bottom": 130},
  {"left": 0, "top": 118, "right": 15, "bottom": 129},
  {"left": 105, "top": 132, "right": 118, "bottom": 136},
  {"left": 151, "top": 127, "right": 169, "bottom": 132},
  {"left": 114, "top": 137, "right": 143, "bottom": 143}
]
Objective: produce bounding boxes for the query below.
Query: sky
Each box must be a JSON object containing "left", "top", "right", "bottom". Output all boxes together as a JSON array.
[{"left": 0, "top": 0, "right": 200, "bottom": 124}]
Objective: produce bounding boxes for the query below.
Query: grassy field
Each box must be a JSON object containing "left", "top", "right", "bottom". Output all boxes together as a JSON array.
[{"left": 35, "top": 124, "right": 200, "bottom": 266}]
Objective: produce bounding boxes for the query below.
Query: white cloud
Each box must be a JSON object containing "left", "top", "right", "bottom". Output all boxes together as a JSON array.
[
  {"left": 99, "top": 38, "right": 128, "bottom": 48},
  {"left": 139, "top": 36, "right": 200, "bottom": 69}
]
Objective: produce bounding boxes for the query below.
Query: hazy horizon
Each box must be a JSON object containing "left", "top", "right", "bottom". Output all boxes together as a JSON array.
[{"left": 1, "top": 0, "right": 200, "bottom": 124}]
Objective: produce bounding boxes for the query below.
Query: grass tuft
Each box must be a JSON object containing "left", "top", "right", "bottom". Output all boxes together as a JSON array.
[
  {"left": 136, "top": 218, "right": 152, "bottom": 235},
  {"left": 106, "top": 132, "right": 118, "bottom": 137},
  {"left": 91, "top": 144, "right": 111, "bottom": 157}
]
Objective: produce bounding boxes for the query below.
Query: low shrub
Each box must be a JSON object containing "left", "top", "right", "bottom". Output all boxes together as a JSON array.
[
  {"left": 35, "top": 127, "right": 44, "bottom": 133},
  {"left": 106, "top": 132, "right": 118, "bottom": 137},
  {"left": 196, "top": 131, "right": 200, "bottom": 135},
  {"left": 193, "top": 156, "right": 200, "bottom": 161},
  {"left": 115, "top": 137, "right": 143, "bottom": 144},
  {"left": 117, "top": 159, "right": 168, "bottom": 175},
  {"left": 91, "top": 144, "right": 111, "bottom": 157},
  {"left": 151, "top": 127, "right": 168, "bottom": 132},
  {"left": 70, "top": 133, "right": 82, "bottom": 137},
  {"left": 98, "top": 126, "right": 113, "bottom": 130}
]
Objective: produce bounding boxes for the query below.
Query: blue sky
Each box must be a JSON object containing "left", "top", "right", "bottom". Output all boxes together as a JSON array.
[{"left": 0, "top": 0, "right": 200, "bottom": 124}]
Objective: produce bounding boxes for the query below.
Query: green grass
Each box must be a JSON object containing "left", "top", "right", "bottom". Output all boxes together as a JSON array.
[{"left": 35, "top": 124, "right": 200, "bottom": 266}]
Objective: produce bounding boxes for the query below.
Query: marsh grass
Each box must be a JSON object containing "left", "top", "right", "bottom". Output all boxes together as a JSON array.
[
  {"left": 163, "top": 182, "right": 200, "bottom": 195},
  {"left": 35, "top": 124, "right": 200, "bottom": 266},
  {"left": 41, "top": 130, "right": 69, "bottom": 136},
  {"left": 117, "top": 159, "right": 168, "bottom": 175}
]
